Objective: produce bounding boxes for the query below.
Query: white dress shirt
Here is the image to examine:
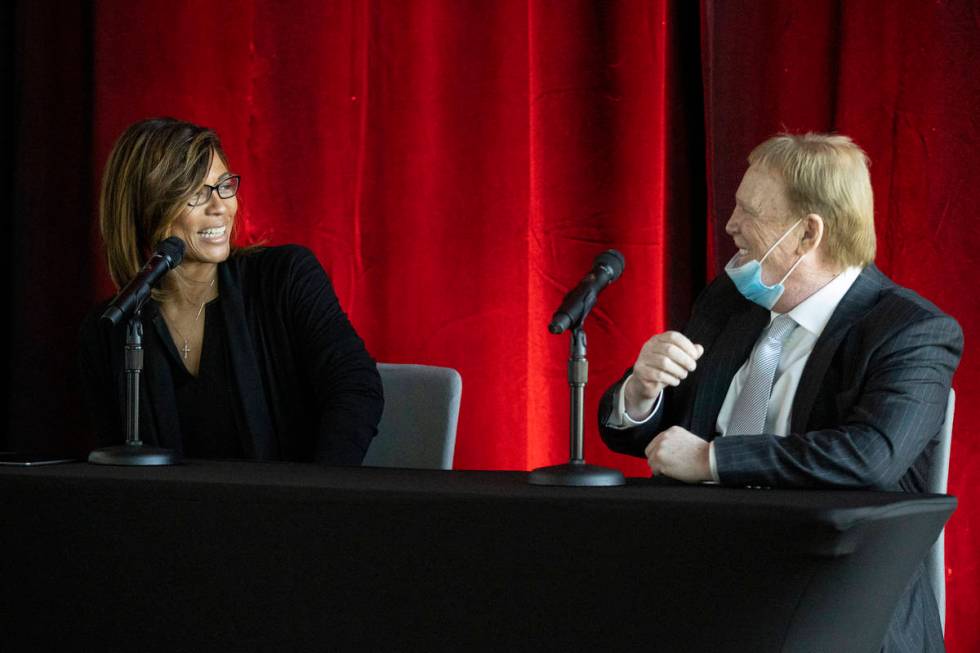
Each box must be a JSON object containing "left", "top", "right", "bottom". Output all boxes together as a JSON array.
[{"left": 606, "top": 266, "right": 862, "bottom": 481}]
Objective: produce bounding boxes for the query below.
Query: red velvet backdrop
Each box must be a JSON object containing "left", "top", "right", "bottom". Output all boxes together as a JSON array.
[{"left": 81, "top": 1, "right": 977, "bottom": 649}]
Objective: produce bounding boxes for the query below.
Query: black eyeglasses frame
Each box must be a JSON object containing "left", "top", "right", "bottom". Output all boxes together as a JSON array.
[{"left": 187, "top": 175, "right": 241, "bottom": 207}]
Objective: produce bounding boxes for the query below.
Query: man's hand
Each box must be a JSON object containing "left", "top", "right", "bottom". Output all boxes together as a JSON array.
[
  {"left": 624, "top": 331, "right": 704, "bottom": 420},
  {"left": 644, "top": 426, "right": 712, "bottom": 483}
]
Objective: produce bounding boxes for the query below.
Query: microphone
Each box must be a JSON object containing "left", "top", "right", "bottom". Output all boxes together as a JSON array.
[
  {"left": 549, "top": 249, "right": 625, "bottom": 334},
  {"left": 101, "top": 237, "right": 185, "bottom": 326}
]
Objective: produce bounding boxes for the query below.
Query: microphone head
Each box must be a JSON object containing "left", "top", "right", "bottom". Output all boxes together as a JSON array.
[
  {"left": 548, "top": 314, "right": 572, "bottom": 335},
  {"left": 157, "top": 236, "right": 186, "bottom": 267},
  {"left": 594, "top": 249, "right": 625, "bottom": 281}
]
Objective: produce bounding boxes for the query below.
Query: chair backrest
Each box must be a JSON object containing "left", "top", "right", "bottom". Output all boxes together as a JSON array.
[
  {"left": 362, "top": 363, "right": 462, "bottom": 470},
  {"left": 926, "top": 388, "right": 955, "bottom": 632}
]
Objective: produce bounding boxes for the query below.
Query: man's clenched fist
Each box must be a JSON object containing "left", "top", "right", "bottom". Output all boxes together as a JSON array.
[
  {"left": 624, "top": 331, "right": 703, "bottom": 420},
  {"left": 644, "top": 426, "right": 712, "bottom": 483}
]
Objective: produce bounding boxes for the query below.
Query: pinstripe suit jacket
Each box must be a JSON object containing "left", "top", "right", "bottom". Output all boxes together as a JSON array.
[{"left": 598, "top": 264, "right": 962, "bottom": 652}]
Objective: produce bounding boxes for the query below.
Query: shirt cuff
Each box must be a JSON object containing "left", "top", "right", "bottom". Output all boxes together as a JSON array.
[
  {"left": 708, "top": 441, "right": 720, "bottom": 482},
  {"left": 605, "top": 374, "right": 662, "bottom": 429}
]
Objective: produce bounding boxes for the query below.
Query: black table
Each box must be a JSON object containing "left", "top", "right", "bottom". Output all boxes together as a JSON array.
[{"left": 0, "top": 461, "right": 954, "bottom": 652}]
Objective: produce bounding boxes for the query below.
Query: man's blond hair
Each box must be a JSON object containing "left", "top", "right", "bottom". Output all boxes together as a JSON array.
[{"left": 749, "top": 133, "right": 876, "bottom": 268}]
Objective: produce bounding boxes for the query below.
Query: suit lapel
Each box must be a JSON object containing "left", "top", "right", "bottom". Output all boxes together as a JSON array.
[
  {"left": 790, "top": 266, "right": 883, "bottom": 433},
  {"left": 219, "top": 260, "right": 279, "bottom": 460},
  {"left": 690, "top": 292, "right": 769, "bottom": 437}
]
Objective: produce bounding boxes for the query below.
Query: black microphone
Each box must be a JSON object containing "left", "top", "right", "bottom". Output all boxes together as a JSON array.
[
  {"left": 549, "top": 249, "right": 625, "bottom": 334},
  {"left": 101, "top": 237, "right": 186, "bottom": 326}
]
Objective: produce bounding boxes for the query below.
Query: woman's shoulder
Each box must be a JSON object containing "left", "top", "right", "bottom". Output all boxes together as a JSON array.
[
  {"left": 227, "top": 244, "right": 331, "bottom": 298},
  {"left": 232, "top": 242, "right": 316, "bottom": 263},
  {"left": 230, "top": 243, "right": 320, "bottom": 272}
]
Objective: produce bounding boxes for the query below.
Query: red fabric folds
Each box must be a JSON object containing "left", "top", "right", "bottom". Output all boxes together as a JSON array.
[
  {"left": 82, "top": 1, "right": 978, "bottom": 649},
  {"left": 92, "top": 0, "right": 705, "bottom": 476}
]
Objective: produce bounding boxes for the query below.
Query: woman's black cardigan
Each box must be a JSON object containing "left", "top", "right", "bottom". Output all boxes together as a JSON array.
[{"left": 78, "top": 245, "right": 384, "bottom": 465}]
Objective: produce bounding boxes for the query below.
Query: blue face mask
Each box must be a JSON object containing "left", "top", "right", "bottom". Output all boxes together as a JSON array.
[{"left": 725, "top": 219, "right": 805, "bottom": 310}]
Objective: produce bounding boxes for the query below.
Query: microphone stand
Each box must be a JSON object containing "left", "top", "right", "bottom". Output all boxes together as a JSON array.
[
  {"left": 528, "top": 325, "right": 625, "bottom": 487},
  {"left": 88, "top": 310, "right": 181, "bottom": 466}
]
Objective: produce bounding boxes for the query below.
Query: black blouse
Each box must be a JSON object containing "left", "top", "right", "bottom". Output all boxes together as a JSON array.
[{"left": 156, "top": 298, "right": 245, "bottom": 459}]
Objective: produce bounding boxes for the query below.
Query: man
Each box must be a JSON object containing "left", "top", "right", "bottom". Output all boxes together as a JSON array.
[{"left": 598, "top": 133, "right": 962, "bottom": 652}]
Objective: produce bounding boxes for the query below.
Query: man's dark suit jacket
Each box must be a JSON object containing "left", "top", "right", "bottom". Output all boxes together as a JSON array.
[
  {"left": 79, "top": 245, "right": 384, "bottom": 465},
  {"left": 599, "top": 264, "right": 962, "bottom": 653}
]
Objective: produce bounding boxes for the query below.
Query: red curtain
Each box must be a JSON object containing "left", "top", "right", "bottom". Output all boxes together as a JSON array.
[
  {"left": 80, "top": 0, "right": 978, "bottom": 649},
  {"left": 92, "top": 0, "right": 706, "bottom": 475}
]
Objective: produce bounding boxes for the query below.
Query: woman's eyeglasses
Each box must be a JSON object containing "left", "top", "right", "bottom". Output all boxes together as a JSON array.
[{"left": 187, "top": 175, "right": 241, "bottom": 207}]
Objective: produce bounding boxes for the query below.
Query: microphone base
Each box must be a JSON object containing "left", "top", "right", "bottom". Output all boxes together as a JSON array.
[
  {"left": 88, "top": 444, "right": 182, "bottom": 466},
  {"left": 528, "top": 461, "right": 625, "bottom": 487}
]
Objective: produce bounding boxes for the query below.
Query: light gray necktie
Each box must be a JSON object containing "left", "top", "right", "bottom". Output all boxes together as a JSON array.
[{"left": 726, "top": 314, "right": 797, "bottom": 436}]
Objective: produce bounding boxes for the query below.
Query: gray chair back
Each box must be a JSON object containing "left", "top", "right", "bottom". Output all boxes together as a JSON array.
[
  {"left": 926, "top": 388, "right": 955, "bottom": 632},
  {"left": 363, "top": 363, "right": 462, "bottom": 470}
]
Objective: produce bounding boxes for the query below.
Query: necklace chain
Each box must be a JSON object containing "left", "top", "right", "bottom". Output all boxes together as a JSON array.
[
  {"left": 166, "top": 277, "right": 216, "bottom": 360},
  {"left": 174, "top": 267, "right": 216, "bottom": 286}
]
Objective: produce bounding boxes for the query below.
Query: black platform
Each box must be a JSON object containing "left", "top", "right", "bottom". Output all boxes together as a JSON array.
[{"left": 0, "top": 461, "right": 955, "bottom": 652}]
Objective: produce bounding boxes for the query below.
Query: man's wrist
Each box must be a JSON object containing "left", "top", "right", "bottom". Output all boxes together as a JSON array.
[
  {"left": 708, "top": 441, "right": 719, "bottom": 482},
  {"left": 624, "top": 376, "right": 660, "bottom": 421},
  {"left": 606, "top": 374, "right": 662, "bottom": 429}
]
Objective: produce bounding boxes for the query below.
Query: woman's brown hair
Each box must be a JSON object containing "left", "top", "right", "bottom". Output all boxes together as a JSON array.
[{"left": 100, "top": 117, "right": 241, "bottom": 289}]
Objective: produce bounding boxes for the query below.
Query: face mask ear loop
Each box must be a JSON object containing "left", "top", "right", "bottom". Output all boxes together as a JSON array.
[
  {"left": 758, "top": 218, "right": 804, "bottom": 265},
  {"left": 778, "top": 251, "right": 807, "bottom": 285}
]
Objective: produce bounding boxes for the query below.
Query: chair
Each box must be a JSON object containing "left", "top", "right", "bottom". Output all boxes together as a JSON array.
[
  {"left": 926, "top": 388, "right": 955, "bottom": 632},
  {"left": 362, "top": 363, "right": 462, "bottom": 470}
]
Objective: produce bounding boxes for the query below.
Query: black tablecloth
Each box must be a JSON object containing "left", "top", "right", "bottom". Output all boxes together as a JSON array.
[{"left": 0, "top": 461, "right": 955, "bottom": 652}]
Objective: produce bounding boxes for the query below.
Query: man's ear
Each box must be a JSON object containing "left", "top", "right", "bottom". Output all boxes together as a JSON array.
[{"left": 798, "top": 213, "right": 824, "bottom": 255}]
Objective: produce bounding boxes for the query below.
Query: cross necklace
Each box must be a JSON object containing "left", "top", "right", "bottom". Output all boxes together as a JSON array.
[{"left": 168, "top": 278, "right": 215, "bottom": 360}]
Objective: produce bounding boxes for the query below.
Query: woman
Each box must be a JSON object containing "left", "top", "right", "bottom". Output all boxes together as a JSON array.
[{"left": 79, "top": 117, "right": 383, "bottom": 464}]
